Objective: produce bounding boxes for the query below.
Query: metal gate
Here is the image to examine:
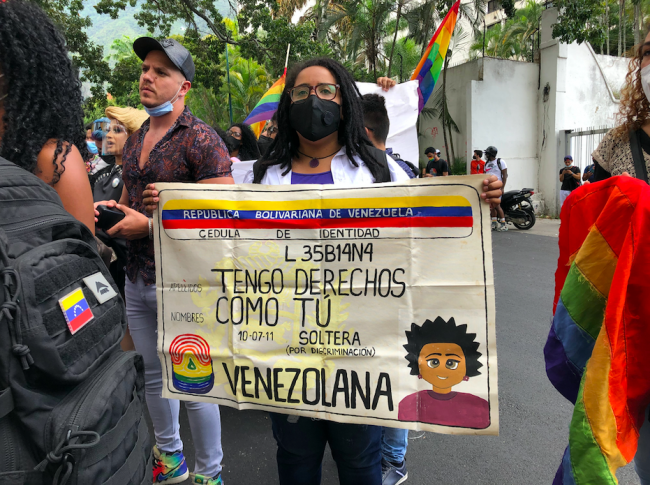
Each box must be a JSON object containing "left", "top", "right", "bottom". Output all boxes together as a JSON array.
[{"left": 564, "top": 126, "right": 612, "bottom": 174}]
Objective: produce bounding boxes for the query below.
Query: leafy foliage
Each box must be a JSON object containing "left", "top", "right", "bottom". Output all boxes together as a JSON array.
[
  {"left": 470, "top": 0, "right": 543, "bottom": 61},
  {"left": 551, "top": 0, "right": 605, "bottom": 46}
]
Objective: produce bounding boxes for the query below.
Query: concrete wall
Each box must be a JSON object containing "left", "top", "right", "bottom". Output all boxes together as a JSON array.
[
  {"left": 417, "top": 6, "right": 631, "bottom": 216},
  {"left": 418, "top": 58, "right": 539, "bottom": 192},
  {"left": 537, "top": 7, "right": 630, "bottom": 215}
]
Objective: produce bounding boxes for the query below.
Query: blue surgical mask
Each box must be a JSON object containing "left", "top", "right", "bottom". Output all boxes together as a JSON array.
[
  {"left": 86, "top": 140, "right": 98, "bottom": 154},
  {"left": 144, "top": 83, "right": 183, "bottom": 117}
]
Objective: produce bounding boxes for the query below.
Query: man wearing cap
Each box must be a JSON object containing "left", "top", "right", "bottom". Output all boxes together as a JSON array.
[
  {"left": 559, "top": 155, "right": 581, "bottom": 206},
  {"left": 93, "top": 37, "right": 232, "bottom": 485}
]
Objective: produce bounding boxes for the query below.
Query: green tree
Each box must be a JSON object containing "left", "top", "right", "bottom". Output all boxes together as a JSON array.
[
  {"left": 502, "top": 0, "right": 516, "bottom": 18},
  {"left": 220, "top": 57, "right": 270, "bottom": 123},
  {"left": 33, "top": 0, "right": 111, "bottom": 113},
  {"left": 552, "top": 0, "right": 607, "bottom": 48},
  {"left": 470, "top": 0, "right": 543, "bottom": 61}
]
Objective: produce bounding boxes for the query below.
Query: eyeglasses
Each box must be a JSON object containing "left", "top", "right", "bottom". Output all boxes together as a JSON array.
[
  {"left": 289, "top": 83, "right": 340, "bottom": 103},
  {"left": 226, "top": 130, "right": 242, "bottom": 139},
  {"left": 262, "top": 126, "right": 278, "bottom": 135}
]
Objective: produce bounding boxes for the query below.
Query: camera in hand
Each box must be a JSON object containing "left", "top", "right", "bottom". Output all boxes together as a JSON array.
[{"left": 96, "top": 205, "right": 126, "bottom": 231}]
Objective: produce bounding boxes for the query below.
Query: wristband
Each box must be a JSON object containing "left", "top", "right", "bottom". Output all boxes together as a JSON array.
[{"left": 148, "top": 218, "right": 153, "bottom": 240}]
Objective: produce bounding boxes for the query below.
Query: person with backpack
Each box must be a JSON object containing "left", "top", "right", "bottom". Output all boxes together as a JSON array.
[
  {"left": 484, "top": 146, "right": 508, "bottom": 231},
  {"left": 0, "top": 0, "right": 95, "bottom": 234},
  {"left": 0, "top": 2, "right": 150, "bottom": 483},
  {"left": 94, "top": 37, "right": 234, "bottom": 485},
  {"left": 361, "top": 92, "right": 418, "bottom": 179}
]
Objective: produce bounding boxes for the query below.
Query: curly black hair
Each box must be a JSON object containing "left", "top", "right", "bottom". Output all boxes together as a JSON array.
[
  {"left": 230, "top": 122, "right": 260, "bottom": 161},
  {"left": 259, "top": 57, "right": 379, "bottom": 175},
  {"left": 0, "top": 0, "right": 88, "bottom": 183},
  {"left": 403, "top": 317, "right": 483, "bottom": 377}
]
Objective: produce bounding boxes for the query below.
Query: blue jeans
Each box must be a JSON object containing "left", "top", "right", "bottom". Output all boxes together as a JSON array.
[
  {"left": 270, "top": 413, "right": 382, "bottom": 485},
  {"left": 381, "top": 427, "right": 408, "bottom": 464},
  {"left": 636, "top": 406, "right": 650, "bottom": 485},
  {"left": 125, "top": 275, "right": 223, "bottom": 477}
]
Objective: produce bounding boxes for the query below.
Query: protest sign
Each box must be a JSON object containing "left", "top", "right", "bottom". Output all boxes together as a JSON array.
[{"left": 153, "top": 176, "right": 498, "bottom": 434}]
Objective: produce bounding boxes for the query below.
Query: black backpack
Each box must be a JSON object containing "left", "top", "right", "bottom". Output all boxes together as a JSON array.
[
  {"left": 0, "top": 157, "right": 150, "bottom": 485},
  {"left": 252, "top": 146, "right": 391, "bottom": 184}
]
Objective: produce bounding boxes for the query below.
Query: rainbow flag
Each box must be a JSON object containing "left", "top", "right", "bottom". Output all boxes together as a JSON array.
[
  {"left": 410, "top": 0, "right": 460, "bottom": 112},
  {"left": 170, "top": 334, "right": 214, "bottom": 395},
  {"left": 244, "top": 70, "right": 286, "bottom": 138},
  {"left": 58, "top": 287, "right": 93, "bottom": 334},
  {"left": 544, "top": 176, "right": 650, "bottom": 484}
]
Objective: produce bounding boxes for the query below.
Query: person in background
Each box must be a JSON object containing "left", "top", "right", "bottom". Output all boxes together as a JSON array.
[
  {"left": 424, "top": 147, "right": 449, "bottom": 177},
  {"left": 95, "top": 37, "right": 233, "bottom": 485},
  {"left": 592, "top": 24, "right": 650, "bottom": 185},
  {"left": 93, "top": 106, "right": 149, "bottom": 351},
  {"left": 582, "top": 159, "right": 596, "bottom": 183},
  {"left": 0, "top": 0, "right": 94, "bottom": 233},
  {"left": 559, "top": 155, "right": 581, "bottom": 206},
  {"left": 471, "top": 150, "right": 486, "bottom": 174},
  {"left": 258, "top": 112, "right": 278, "bottom": 157},
  {"left": 362, "top": 92, "right": 415, "bottom": 181},
  {"left": 484, "top": 146, "right": 508, "bottom": 231},
  {"left": 224, "top": 122, "right": 260, "bottom": 162}
]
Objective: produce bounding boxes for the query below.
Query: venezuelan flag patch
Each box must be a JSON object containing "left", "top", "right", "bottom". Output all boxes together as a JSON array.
[{"left": 58, "top": 288, "right": 94, "bottom": 334}]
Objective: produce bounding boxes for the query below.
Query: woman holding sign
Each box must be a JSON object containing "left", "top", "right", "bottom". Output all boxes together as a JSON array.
[{"left": 143, "top": 57, "right": 504, "bottom": 485}]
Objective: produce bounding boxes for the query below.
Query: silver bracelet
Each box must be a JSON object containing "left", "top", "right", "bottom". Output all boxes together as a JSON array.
[{"left": 148, "top": 218, "right": 153, "bottom": 240}]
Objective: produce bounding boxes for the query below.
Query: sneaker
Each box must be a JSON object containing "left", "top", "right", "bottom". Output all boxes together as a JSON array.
[
  {"left": 498, "top": 222, "right": 508, "bottom": 232},
  {"left": 382, "top": 458, "right": 408, "bottom": 485},
  {"left": 491, "top": 221, "right": 497, "bottom": 231},
  {"left": 190, "top": 472, "right": 223, "bottom": 485},
  {"left": 152, "top": 445, "right": 189, "bottom": 484}
]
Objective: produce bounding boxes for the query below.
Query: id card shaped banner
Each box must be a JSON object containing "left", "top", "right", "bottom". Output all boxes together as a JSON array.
[{"left": 153, "top": 176, "right": 498, "bottom": 434}]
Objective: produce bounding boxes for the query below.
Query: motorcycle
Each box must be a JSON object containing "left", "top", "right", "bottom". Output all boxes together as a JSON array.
[{"left": 501, "top": 188, "right": 536, "bottom": 230}]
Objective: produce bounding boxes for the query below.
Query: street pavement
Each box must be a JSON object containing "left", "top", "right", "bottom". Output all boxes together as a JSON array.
[{"left": 160, "top": 225, "right": 640, "bottom": 485}]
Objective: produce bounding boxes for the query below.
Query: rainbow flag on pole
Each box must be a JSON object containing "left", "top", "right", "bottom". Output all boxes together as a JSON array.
[
  {"left": 244, "top": 70, "right": 286, "bottom": 138},
  {"left": 410, "top": 0, "right": 460, "bottom": 112},
  {"left": 545, "top": 176, "right": 650, "bottom": 484}
]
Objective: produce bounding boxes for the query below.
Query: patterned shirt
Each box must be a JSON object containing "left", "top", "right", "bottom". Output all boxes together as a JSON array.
[{"left": 122, "top": 106, "right": 232, "bottom": 286}]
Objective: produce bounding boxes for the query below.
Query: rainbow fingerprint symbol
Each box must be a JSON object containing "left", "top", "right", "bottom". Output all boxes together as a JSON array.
[{"left": 170, "top": 334, "right": 214, "bottom": 394}]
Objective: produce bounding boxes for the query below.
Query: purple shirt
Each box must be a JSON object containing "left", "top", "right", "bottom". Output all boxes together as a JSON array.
[
  {"left": 291, "top": 171, "right": 334, "bottom": 185},
  {"left": 398, "top": 390, "right": 490, "bottom": 429},
  {"left": 122, "top": 106, "right": 232, "bottom": 285}
]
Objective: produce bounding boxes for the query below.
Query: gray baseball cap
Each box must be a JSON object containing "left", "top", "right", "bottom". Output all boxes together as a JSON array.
[{"left": 133, "top": 37, "right": 195, "bottom": 83}]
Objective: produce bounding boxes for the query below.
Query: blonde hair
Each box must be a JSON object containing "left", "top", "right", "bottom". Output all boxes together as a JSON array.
[{"left": 104, "top": 106, "right": 149, "bottom": 136}]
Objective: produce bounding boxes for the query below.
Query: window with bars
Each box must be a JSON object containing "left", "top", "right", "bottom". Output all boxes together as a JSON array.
[{"left": 487, "top": 0, "right": 502, "bottom": 13}]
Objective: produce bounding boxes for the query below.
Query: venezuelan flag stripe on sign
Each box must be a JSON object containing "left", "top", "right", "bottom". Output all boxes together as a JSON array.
[
  {"left": 161, "top": 196, "right": 473, "bottom": 232},
  {"left": 58, "top": 287, "right": 93, "bottom": 334}
]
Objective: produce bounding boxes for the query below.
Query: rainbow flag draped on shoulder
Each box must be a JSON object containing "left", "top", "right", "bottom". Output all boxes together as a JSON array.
[
  {"left": 244, "top": 70, "right": 286, "bottom": 138},
  {"left": 544, "top": 176, "right": 650, "bottom": 484},
  {"left": 410, "top": 0, "right": 460, "bottom": 112}
]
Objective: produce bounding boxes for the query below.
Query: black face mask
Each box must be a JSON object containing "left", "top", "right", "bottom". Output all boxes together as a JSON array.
[
  {"left": 224, "top": 135, "right": 241, "bottom": 153},
  {"left": 289, "top": 96, "right": 340, "bottom": 142},
  {"left": 257, "top": 135, "right": 273, "bottom": 156}
]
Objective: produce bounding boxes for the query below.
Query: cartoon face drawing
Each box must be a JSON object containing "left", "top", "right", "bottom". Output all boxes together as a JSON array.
[
  {"left": 398, "top": 317, "right": 490, "bottom": 429},
  {"left": 418, "top": 342, "right": 467, "bottom": 393}
]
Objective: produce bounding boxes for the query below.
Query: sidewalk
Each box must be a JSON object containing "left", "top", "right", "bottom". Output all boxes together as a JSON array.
[{"left": 507, "top": 218, "right": 560, "bottom": 238}]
